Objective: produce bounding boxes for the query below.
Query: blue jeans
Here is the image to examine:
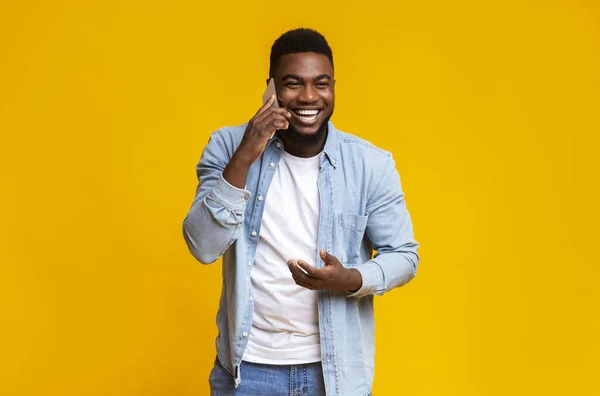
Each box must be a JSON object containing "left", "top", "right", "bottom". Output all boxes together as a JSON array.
[{"left": 209, "top": 357, "right": 326, "bottom": 395}]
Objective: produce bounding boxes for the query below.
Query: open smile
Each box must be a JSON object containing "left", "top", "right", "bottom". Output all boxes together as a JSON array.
[{"left": 290, "top": 108, "right": 324, "bottom": 126}]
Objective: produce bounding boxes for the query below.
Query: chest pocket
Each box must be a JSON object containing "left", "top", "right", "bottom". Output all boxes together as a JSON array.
[{"left": 338, "top": 212, "right": 369, "bottom": 266}]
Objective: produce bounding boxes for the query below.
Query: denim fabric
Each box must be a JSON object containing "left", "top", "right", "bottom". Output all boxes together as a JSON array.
[
  {"left": 209, "top": 357, "right": 326, "bottom": 396},
  {"left": 183, "top": 121, "right": 419, "bottom": 395}
]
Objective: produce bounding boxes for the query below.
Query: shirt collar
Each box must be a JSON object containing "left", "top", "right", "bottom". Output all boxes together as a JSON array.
[{"left": 322, "top": 121, "right": 339, "bottom": 168}]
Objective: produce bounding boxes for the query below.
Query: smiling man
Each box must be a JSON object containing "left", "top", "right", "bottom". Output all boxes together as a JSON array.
[{"left": 183, "top": 28, "right": 419, "bottom": 396}]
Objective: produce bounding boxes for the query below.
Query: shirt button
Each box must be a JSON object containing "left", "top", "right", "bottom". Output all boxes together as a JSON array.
[
  {"left": 332, "top": 159, "right": 336, "bottom": 165},
  {"left": 327, "top": 355, "right": 331, "bottom": 362},
  {"left": 250, "top": 297, "right": 253, "bottom": 302},
  {"left": 275, "top": 142, "right": 281, "bottom": 148},
  {"left": 242, "top": 332, "right": 248, "bottom": 338},
  {"left": 269, "top": 162, "right": 275, "bottom": 168},
  {"left": 257, "top": 195, "right": 263, "bottom": 201},
  {"left": 251, "top": 231, "right": 257, "bottom": 237},
  {"left": 248, "top": 260, "right": 252, "bottom": 266}
]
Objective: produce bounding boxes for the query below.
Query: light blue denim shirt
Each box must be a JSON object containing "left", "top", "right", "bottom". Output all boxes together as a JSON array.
[{"left": 182, "top": 121, "right": 419, "bottom": 396}]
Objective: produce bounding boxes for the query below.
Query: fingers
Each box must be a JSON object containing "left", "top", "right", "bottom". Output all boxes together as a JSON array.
[
  {"left": 250, "top": 103, "right": 292, "bottom": 137},
  {"left": 288, "top": 260, "right": 319, "bottom": 290},
  {"left": 254, "top": 95, "right": 275, "bottom": 118},
  {"left": 254, "top": 99, "right": 291, "bottom": 121},
  {"left": 254, "top": 106, "right": 292, "bottom": 125},
  {"left": 320, "top": 249, "right": 341, "bottom": 267},
  {"left": 255, "top": 111, "right": 290, "bottom": 133},
  {"left": 269, "top": 115, "right": 289, "bottom": 131},
  {"left": 320, "top": 249, "right": 327, "bottom": 261},
  {"left": 297, "top": 260, "right": 320, "bottom": 278}
]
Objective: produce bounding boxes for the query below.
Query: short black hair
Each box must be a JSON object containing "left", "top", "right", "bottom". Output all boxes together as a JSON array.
[{"left": 269, "top": 28, "right": 333, "bottom": 78}]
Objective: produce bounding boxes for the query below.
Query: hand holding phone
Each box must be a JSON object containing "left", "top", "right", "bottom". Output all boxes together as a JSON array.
[
  {"left": 223, "top": 81, "right": 291, "bottom": 189},
  {"left": 230, "top": 86, "right": 291, "bottom": 165},
  {"left": 262, "top": 78, "right": 280, "bottom": 138}
]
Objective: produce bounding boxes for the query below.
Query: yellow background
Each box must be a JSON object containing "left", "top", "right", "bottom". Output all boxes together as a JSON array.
[{"left": 1, "top": 0, "right": 599, "bottom": 395}]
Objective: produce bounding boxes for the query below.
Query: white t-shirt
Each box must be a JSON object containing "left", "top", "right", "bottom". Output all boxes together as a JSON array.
[{"left": 243, "top": 150, "right": 322, "bottom": 365}]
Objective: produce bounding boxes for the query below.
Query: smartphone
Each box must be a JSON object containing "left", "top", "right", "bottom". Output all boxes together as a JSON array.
[
  {"left": 262, "top": 78, "right": 280, "bottom": 138},
  {"left": 262, "top": 78, "right": 280, "bottom": 108}
]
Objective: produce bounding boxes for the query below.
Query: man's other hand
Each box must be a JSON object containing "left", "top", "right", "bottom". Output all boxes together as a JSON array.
[{"left": 287, "top": 249, "right": 362, "bottom": 293}]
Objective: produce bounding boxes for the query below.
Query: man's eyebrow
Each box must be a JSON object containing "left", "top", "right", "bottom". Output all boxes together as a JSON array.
[
  {"left": 281, "top": 74, "right": 302, "bottom": 81},
  {"left": 281, "top": 73, "right": 332, "bottom": 81},
  {"left": 315, "top": 74, "right": 332, "bottom": 81}
]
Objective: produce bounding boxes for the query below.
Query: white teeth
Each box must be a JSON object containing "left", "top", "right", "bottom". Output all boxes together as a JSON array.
[{"left": 296, "top": 109, "right": 319, "bottom": 116}]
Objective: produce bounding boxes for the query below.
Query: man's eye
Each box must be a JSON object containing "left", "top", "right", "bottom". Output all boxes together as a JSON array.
[
  {"left": 316, "top": 82, "right": 329, "bottom": 88},
  {"left": 285, "top": 82, "right": 301, "bottom": 87}
]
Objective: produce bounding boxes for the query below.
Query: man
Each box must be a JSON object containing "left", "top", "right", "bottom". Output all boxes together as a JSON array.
[{"left": 183, "top": 28, "right": 419, "bottom": 396}]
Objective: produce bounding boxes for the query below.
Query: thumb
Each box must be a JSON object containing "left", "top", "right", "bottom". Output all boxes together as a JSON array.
[{"left": 320, "top": 249, "right": 336, "bottom": 266}]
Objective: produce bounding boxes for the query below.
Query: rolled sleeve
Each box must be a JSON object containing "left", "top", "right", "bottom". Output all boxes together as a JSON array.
[
  {"left": 346, "top": 261, "right": 385, "bottom": 298},
  {"left": 209, "top": 175, "right": 251, "bottom": 211}
]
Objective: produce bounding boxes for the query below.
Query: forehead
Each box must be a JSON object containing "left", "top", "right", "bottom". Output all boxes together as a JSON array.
[{"left": 275, "top": 52, "right": 333, "bottom": 78}]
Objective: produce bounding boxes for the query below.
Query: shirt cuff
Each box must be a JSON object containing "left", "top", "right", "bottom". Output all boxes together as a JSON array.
[
  {"left": 209, "top": 175, "right": 251, "bottom": 211},
  {"left": 346, "top": 261, "right": 384, "bottom": 298}
]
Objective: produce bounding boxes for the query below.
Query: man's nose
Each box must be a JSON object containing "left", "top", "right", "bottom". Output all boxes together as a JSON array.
[{"left": 298, "top": 85, "right": 318, "bottom": 103}]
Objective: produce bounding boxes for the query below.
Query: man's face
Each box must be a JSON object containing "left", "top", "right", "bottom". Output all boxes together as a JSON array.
[{"left": 272, "top": 52, "right": 335, "bottom": 137}]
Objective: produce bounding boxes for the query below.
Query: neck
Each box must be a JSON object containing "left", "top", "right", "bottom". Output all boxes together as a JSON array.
[{"left": 279, "top": 122, "right": 328, "bottom": 158}]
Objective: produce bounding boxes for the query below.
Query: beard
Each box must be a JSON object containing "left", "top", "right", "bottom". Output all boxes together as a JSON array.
[{"left": 282, "top": 111, "right": 333, "bottom": 148}]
